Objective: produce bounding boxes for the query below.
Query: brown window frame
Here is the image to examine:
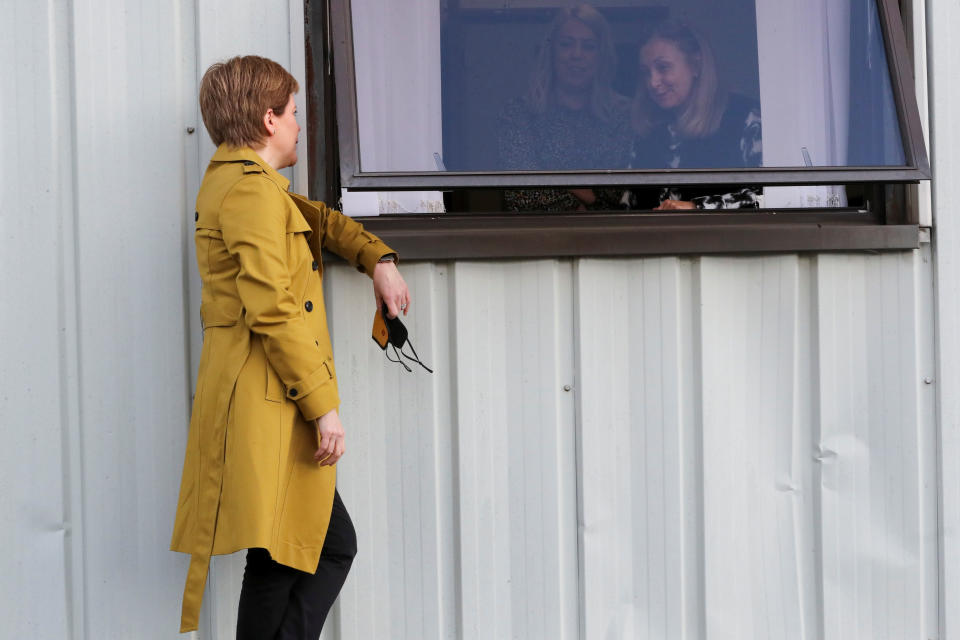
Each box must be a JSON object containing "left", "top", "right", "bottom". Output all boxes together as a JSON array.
[{"left": 305, "top": 0, "right": 928, "bottom": 260}]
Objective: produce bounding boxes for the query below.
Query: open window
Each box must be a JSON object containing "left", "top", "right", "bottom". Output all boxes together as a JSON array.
[{"left": 307, "top": 0, "right": 928, "bottom": 258}]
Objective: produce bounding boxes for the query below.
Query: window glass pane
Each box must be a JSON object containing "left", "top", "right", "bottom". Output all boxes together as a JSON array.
[{"left": 350, "top": 0, "right": 906, "bottom": 176}]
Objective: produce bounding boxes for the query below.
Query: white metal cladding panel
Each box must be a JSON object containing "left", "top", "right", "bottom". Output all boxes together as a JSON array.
[
  {"left": 930, "top": 0, "right": 960, "bottom": 636},
  {"left": 696, "top": 256, "right": 817, "bottom": 639},
  {"left": 576, "top": 257, "right": 701, "bottom": 640},
  {"left": 257, "top": 252, "right": 937, "bottom": 640},
  {"left": 329, "top": 261, "right": 581, "bottom": 640},
  {"left": 0, "top": 2, "right": 76, "bottom": 638},
  {"left": 68, "top": 0, "right": 196, "bottom": 637},
  {"left": 1, "top": 0, "right": 197, "bottom": 638}
]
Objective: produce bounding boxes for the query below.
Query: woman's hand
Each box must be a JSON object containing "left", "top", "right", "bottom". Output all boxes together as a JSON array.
[
  {"left": 315, "top": 409, "right": 345, "bottom": 466},
  {"left": 373, "top": 260, "right": 410, "bottom": 318},
  {"left": 655, "top": 199, "right": 696, "bottom": 211},
  {"left": 570, "top": 188, "right": 597, "bottom": 210}
]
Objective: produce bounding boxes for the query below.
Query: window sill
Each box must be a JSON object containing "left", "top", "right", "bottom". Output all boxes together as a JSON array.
[{"left": 352, "top": 212, "right": 919, "bottom": 260}]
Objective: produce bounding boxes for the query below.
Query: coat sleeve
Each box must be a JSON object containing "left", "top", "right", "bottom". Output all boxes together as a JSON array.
[
  {"left": 220, "top": 177, "right": 339, "bottom": 421},
  {"left": 311, "top": 198, "right": 396, "bottom": 277}
]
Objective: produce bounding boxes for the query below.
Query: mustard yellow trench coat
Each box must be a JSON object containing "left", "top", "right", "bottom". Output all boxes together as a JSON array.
[{"left": 170, "top": 145, "right": 394, "bottom": 632}]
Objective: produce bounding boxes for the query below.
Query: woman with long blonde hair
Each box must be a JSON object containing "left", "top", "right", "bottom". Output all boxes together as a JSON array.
[
  {"left": 498, "top": 4, "right": 630, "bottom": 211},
  {"left": 628, "top": 19, "right": 762, "bottom": 210}
]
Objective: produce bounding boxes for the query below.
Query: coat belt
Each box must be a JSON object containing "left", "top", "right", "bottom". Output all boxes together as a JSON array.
[{"left": 179, "top": 327, "right": 251, "bottom": 632}]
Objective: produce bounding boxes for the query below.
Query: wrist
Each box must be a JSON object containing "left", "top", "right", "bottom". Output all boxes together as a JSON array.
[
  {"left": 374, "top": 259, "right": 398, "bottom": 279},
  {"left": 317, "top": 408, "right": 339, "bottom": 422}
]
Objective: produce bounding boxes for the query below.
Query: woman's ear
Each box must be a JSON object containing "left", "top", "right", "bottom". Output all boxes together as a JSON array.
[
  {"left": 262, "top": 108, "right": 275, "bottom": 136},
  {"left": 692, "top": 53, "right": 702, "bottom": 79}
]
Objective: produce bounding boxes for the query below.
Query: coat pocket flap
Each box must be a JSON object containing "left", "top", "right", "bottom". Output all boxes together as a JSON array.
[{"left": 200, "top": 302, "right": 241, "bottom": 328}]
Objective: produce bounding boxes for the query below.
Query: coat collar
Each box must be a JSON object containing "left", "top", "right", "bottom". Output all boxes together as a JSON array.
[{"left": 211, "top": 144, "right": 291, "bottom": 192}]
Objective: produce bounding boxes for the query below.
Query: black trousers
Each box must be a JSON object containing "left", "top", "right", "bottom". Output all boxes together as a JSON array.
[{"left": 236, "top": 490, "right": 357, "bottom": 640}]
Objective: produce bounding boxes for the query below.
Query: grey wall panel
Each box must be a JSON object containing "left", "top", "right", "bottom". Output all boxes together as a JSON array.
[
  {"left": 323, "top": 251, "right": 939, "bottom": 640},
  {"left": 576, "top": 257, "right": 701, "bottom": 640},
  {"left": 69, "top": 0, "right": 194, "bottom": 637},
  {"left": 929, "top": 0, "right": 960, "bottom": 635},
  {"left": 816, "top": 252, "right": 938, "bottom": 640},
  {"left": 449, "top": 261, "right": 579, "bottom": 640},
  {"left": 326, "top": 261, "right": 458, "bottom": 640},
  {"left": 0, "top": 2, "right": 76, "bottom": 637},
  {"left": 697, "top": 256, "right": 817, "bottom": 640},
  {"left": 319, "top": 260, "right": 579, "bottom": 640}
]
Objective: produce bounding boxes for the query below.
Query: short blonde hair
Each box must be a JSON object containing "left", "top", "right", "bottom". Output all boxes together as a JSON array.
[
  {"left": 199, "top": 55, "right": 299, "bottom": 147},
  {"left": 632, "top": 20, "right": 725, "bottom": 138}
]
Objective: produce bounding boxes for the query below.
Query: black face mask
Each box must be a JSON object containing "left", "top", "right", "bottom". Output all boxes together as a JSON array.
[{"left": 372, "top": 303, "right": 433, "bottom": 373}]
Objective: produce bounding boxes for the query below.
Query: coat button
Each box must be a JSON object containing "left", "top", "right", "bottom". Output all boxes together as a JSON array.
[
  {"left": 289, "top": 388, "right": 298, "bottom": 397},
  {"left": 305, "top": 300, "right": 313, "bottom": 312},
  {"left": 194, "top": 211, "right": 199, "bottom": 221},
  {"left": 312, "top": 260, "right": 319, "bottom": 271}
]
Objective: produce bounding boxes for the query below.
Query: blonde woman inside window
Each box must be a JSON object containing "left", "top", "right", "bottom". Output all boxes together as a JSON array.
[
  {"left": 625, "top": 19, "right": 763, "bottom": 210},
  {"left": 498, "top": 4, "right": 630, "bottom": 211}
]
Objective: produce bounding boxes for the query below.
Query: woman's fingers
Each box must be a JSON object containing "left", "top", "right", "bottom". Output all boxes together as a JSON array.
[
  {"left": 314, "top": 431, "right": 333, "bottom": 462},
  {"left": 315, "top": 434, "right": 343, "bottom": 465},
  {"left": 317, "top": 437, "right": 342, "bottom": 466},
  {"left": 314, "top": 410, "right": 345, "bottom": 465},
  {"left": 389, "top": 290, "right": 410, "bottom": 317},
  {"left": 657, "top": 199, "right": 696, "bottom": 211},
  {"left": 322, "top": 433, "right": 336, "bottom": 458},
  {"left": 384, "top": 297, "right": 400, "bottom": 319}
]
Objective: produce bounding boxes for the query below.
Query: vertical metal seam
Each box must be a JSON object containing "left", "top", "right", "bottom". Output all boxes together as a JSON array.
[
  {"left": 809, "top": 254, "right": 826, "bottom": 640},
  {"left": 447, "top": 261, "right": 464, "bottom": 640},
  {"left": 56, "top": 0, "right": 89, "bottom": 637},
  {"left": 178, "top": 0, "right": 198, "bottom": 420},
  {"left": 55, "top": 2, "right": 90, "bottom": 640},
  {"left": 570, "top": 258, "right": 586, "bottom": 640},
  {"left": 688, "top": 256, "right": 706, "bottom": 640},
  {"left": 920, "top": 0, "right": 949, "bottom": 633}
]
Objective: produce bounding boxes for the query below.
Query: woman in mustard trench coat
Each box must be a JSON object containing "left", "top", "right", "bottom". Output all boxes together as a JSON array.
[{"left": 170, "top": 56, "right": 409, "bottom": 638}]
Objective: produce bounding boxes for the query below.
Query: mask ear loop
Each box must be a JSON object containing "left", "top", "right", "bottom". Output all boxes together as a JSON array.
[
  {"left": 385, "top": 342, "right": 413, "bottom": 372},
  {"left": 399, "top": 339, "right": 433, "bottom": 374}
]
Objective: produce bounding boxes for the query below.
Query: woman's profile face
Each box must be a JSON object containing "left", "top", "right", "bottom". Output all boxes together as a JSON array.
[
  {"left": 639, "top": 38, "right": 698, "bottom": 110},
  {"left": 553, "top": 19, "right": 600, "bottom": 93},
  {"left": 272, "top": 93, "right": 301, "bottom": 169}
]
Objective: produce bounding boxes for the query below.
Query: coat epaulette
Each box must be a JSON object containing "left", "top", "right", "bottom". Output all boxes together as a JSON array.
[{"left": 241, "top": 160, "right": 263, "bottom": 174}]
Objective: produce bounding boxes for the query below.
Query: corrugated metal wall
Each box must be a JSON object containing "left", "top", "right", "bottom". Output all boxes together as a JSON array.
[
  {"left": 1, "top": 0, "right": 955, "bottom": 639},
  {"left": 197, "top": 254, "right": 942, "bottom": 640},
  {"left": 302, "top": 254, "right": 938, "bottom": 640},
  {"left": 2, "top": 0, "right": 195, "bottom": 638}
]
